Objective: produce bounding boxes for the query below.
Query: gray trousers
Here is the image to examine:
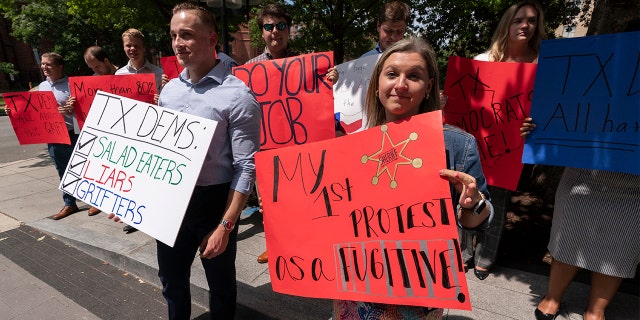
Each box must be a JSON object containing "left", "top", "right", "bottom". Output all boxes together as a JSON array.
[{"left": 459, "top": 185, "right": 509, "bottom": 269}]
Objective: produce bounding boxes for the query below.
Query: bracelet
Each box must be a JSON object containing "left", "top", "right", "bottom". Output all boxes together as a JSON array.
[{"left": 458, "top": 192, "right": 487, "bottom": 215}]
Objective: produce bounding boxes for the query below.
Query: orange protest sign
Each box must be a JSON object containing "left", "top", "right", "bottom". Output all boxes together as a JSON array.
[
  {"left": 233, "top": 52, "right": 336, "bottom": 149},
  {"left": 443, "top": 56, "right": 536, "bottom": 190},
  {"left": 255, "top": 110, "right": 471, "bottom": 310},
  {"left": 2, "top": 91, "right": 70, "bottom": 145},
  {"left": 160, "top": 56, "right": 183, "bottom": 80},
  {"left": 69, "top": 74, "right": 157, "bottom": 130}
]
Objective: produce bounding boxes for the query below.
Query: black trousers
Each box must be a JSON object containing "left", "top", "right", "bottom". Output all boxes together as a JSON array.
[{"left": 157, "top": 183, "right": 237, "bottom": 320}]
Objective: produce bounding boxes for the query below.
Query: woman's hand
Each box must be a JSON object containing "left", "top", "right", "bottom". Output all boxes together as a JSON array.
[
  {"left": 520, "top": 117, "right": 536, "bottom": 137},
  {"left": 439, "top": 169, "right": 490, "bottom": 229},
  {"left": 439, "top": 169, "right": 482, "bottom": 208}
]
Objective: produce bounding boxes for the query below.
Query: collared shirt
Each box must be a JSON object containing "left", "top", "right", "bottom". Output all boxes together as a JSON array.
[
  {"left": 360, "top": 42, "right": 383, "bottom": 58},
  {"left": 158, "top": 61, "right": 261, "bottom": 193},
  {"left": 39, "top": 76, "right": 73, "bottom": 131},
  {"left": 217, "top": 52, "right": 238, "bottom": 75},
  {"left": 115, "top": 60, "right": 164, "bottom": 91},
  {"left": 245, "top": 47, "right": 298, "bottom": 64}
]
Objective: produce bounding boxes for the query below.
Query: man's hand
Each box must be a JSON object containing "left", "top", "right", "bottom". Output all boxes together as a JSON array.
[{"left": 199, "top": 227, "right": 230, "bottom": 259}]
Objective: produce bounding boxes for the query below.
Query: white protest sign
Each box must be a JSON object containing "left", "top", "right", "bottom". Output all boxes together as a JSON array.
[
  {"left": 332, "top": 54, "right": 381, "bottom": 134},
  {"left": 59, "top": 90, "right": 217, "bottom": 246}
]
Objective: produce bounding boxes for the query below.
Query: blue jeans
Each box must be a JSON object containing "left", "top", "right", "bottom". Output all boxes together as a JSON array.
[
  {"left": 48, "top": 131, "right": 79, "bottom": 206},
  {"left": 157, "top": 183, "right": 237, "bottom": 320}
]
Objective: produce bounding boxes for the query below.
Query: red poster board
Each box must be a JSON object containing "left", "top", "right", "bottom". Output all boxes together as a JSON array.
[
  {"left": 69, "top": 74, "right": 157, "bottom": 130},
  {"left": 160, "top": 56, "right": 184, "bottom": 80},
  {"left": 256, "top": 110, "right": 471, "bottom": 310},
  {"left": 2, "top": 91, "right": 70, "bottom": 144},
  {"left": 160, "top": 53, "right": 218, "bottom": 80},
  {"left": 443, "top": 56, "right": 536, "bottom": 190},
  {"left": 233, "top": 52, "right": 336, "bottom": 149}
]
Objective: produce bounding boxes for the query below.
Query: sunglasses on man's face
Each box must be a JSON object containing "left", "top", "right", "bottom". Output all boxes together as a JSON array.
[{"left": 263, "top": 22, "right": 287, "bottom": 31}]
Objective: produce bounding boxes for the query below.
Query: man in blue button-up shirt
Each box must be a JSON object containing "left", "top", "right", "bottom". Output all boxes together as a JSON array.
[
  {"left": 38, "top": 53, "right": 81, "bottom": 220},
  {"left": 155, "top": 3, "right": 261, "bottom": 319}
]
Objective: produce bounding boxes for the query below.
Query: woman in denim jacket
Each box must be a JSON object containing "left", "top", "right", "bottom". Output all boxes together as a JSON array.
[
  {"left": 333, "top": 36, "right": 493, "bottom": 320},
  {"left": 443, "top": 124, "right": 493, "bottom": 231}
]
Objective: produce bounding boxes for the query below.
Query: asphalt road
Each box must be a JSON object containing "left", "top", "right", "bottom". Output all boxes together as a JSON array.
[{"left": 0, "top": 115, "right": 48, "bottom": 163}]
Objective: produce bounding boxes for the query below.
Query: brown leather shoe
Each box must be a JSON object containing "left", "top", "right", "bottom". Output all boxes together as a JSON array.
[
  {"left": 257, "top": 250, "right": 268, "bottom": 263},
  {"left": 53, "top": 205, "right": 79, "bottom": 220},
  {"left": 87, "top": 206, "right": 101, "bottom": 216}
]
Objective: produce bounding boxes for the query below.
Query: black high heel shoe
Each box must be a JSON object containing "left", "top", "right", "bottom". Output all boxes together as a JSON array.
[
  {"left": 535, "top": 307, "right": 558, "bottom": 320},
  {"left": 473, "top": 268, "right": 490, "bottom": 280}
]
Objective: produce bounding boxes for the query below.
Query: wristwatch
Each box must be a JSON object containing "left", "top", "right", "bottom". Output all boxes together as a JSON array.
[
  {"left": 460, "top": 192, "right": 487, "bottom": 215},
  {"left": 220, "top": 219, "right": 235, "bottom": 231}
]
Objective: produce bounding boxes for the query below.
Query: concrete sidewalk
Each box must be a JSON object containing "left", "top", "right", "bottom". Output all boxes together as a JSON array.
[{"left": 0, "top": 154, "right": 637, "bottom": 319}]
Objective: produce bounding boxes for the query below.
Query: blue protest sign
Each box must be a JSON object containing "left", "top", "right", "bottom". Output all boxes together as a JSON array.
[{"left": 523, "top": 31, "right": 640, "bottom": 174}]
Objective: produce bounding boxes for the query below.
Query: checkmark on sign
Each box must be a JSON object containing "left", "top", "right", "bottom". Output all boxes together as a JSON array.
[
  {"left": 75, "top": 131, "right": 97, "bottom": 156},
  {"left": 67, "top": 154, "right": 87, "bottom": 176},
  {"left": 59, "top": 173, "right": 80, "bottom": 195}
]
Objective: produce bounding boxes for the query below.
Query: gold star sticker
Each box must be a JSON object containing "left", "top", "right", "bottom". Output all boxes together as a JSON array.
[{"left": 361, "top": 124, "right": 422, "bottom": 189}]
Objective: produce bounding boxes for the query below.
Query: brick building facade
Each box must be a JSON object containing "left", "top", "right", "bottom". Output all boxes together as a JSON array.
[{"left": 0, "top": 15, "right": 41, "bottom": 90}]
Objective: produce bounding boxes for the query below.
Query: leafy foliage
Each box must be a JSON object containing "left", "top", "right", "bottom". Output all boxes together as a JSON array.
[
  {"left": 0, "top": 0, "right": 618, "bottom": 76},
  {"left": 246, "top": 0, "right": 580, "bottom": 66},
  {"left": 287, "top": 0, "right": 385, "bottom": 63},
  {"left": 415, "top": 0, "right": 581, "bottom": 81},
  {"left": 0, "top": 0, "right": 174, "bottom": 76},
  {"left": 246, "top": 0, "right": 385, "bottom": 64},
  {"left": 0, "top": 62, "right": 18, "bottom": 75}
]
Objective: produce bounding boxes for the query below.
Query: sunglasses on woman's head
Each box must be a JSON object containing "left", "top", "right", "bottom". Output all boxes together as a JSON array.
[{"left": 263, "top": 22, "right": 287, "bottom": 31}]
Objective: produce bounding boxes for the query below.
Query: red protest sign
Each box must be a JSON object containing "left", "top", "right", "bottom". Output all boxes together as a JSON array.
[
  {"left": 160, "top": 56, "right": 183, "bottom": 80},
  {"left": 255, "top": 110, "right": 471, "bottom": 311},
  {"left": 443, "top": 56, "right": 536, "bottom": 190},
  {"left": 161, "top": 52, "right": 218, "bottom": 80},
  {"left": 69, "top": 74, "right": 157, "bottom": 130},
  {"left": 233, "top": 52, "right": 336, "bottom": 149},
  {"left": 2, "top": 91, "right": 70, "bottom": 145}
]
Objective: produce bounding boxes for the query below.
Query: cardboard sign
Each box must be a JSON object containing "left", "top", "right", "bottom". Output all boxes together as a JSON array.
[
  {"left": 69, "top": 74, "right": 157, "bottom": 130},
  {"left": 59, "top": 91, "right": 217, "bottom": 246},
  {"left": 443, "top": 56, "right": 536, "bottom": 190},
  {"left": 333, "top": 54, "right": 381, "bottom": 134},
  {"left": 2, "top": 91, "right": 70, "bottom": 145},
  {"left": 523, "top": 31, "right": 640, "bottom": 174},
  {"left": 233, "top": 52, "right": 336, "bottom": 149},
  {"left": 160, "top": 56, "right": 184, "bottom": 80},
  {"left": 255, "top": 110, "right": 470, "bottom": 310}
]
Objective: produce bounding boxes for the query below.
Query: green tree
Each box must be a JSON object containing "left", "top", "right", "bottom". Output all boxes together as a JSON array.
[
  {"left": 0, "top": 62, "right": 17, "bottom": 75},
  {"left": 287, "top": 0, "right": 386, "bottom": 63},
  {"left": 415, "top": 0, "right": 581, "bottom": 81},
  {"left": 0, "top": 0, "right": 174, "bottom": 76},
  {"left": 1, "top": 0, "right": 254, "bottom": 74},
  {"left": 247, "top": 1, "right": 580, "bottom": 65},
  {"left": 248, "top": 0, "right": 388, "bottom": 64}
]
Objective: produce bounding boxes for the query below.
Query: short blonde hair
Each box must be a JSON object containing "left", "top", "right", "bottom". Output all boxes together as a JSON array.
[
  {"left": 122, "top": 28, "right": 145, "bottom": 42},
  {"left": 172, "top": 2, "right": 218, "bottom": 32},
  {"left": 41, "top": 52, "right": 64, "bottom": 66}
]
